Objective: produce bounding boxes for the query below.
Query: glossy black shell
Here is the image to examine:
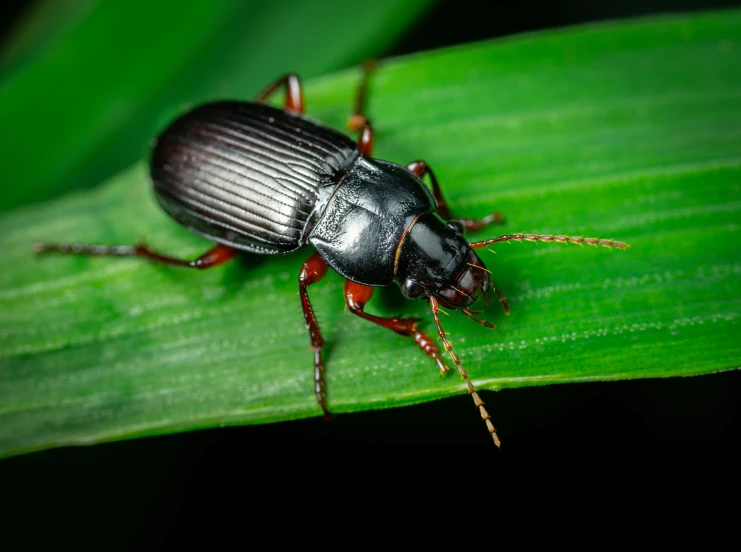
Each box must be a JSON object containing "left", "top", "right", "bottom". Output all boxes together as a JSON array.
[
  {"left": 309, "top": 157, "right": 436, "bottom": 286},
  {"left": 151, "top": 102, "right": 357, "bottom": 254},
  {"left": 151, "top": 101, "right": 438, "bottom": 287}
]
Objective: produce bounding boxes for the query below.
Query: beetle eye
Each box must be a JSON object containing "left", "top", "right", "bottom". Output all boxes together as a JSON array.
[
  {"left": 447, "top": 221, "right": 465, "bottom": 235},
  {"left": 401, "top": 278, "right": 424, "bottom": 299}
]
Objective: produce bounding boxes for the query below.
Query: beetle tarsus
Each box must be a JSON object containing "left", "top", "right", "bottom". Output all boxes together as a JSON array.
[
  {"left": 32, "top": 241, "right": 237, "bottom": 269},
  {"left": 413, "top": 329, "right": 451, "bottom": 375},
  {"left": 33, "top": 242, "right": 137, "bottom": 256},
  {"left": 299, "top": 252, "right": 331, "bottom": 417},
  {"left": 457, "top": 212, "right": 505, "bottom": 233},
  {"left": 314, "top": 347, "right": 332, "bottom": 421},
  {"left": 461, "top": 308, "right": 496, "bottom": 328}
]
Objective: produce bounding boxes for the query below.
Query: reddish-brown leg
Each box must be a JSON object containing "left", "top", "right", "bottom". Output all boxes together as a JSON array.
[
  {"left": 489, "top": 283, "right": 511, "bottom": 315},
  {"left": 353, "top": 124, "right": 374, "bottom": 157},
  {"left": 347, "top": 61, "right": 376, "bottom": 157},
  {"left": 33, "top": 241, "right": 237, "bottom": 269},
  {"left": 344, "top": 280, "right": 449, "bottom": 375},
  {"left": 429, "top": 296, "right": 501, "bottom": 448},
  {"left": 298, "top": 251, "right": 331, "bottom": 418},
  {"left": 406, "top": 160, "right": 504, "bottom": 232},
  {"left": 255, "top": 73, "right": 305, "bottom": 113}
]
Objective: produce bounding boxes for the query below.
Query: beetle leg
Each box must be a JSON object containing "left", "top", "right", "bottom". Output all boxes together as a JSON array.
[
  {"left": 255, "top": 73, "right": 304, "bottom": 113},
  {"left": 33, "top": 241, "right": 237, "bottom": 269},
  {"left": 429, "top": 296, "right": 501, "bottom": 448},
  {"left": 352, "top": 124, "right": 374, "bottom": 157},
  {"left": 299, "top": 251, "right": 332, "bottom": 419},
  {"left": 406, "top": 160, "right": 504, "bottom": 232},
  {"left": 347, "top": 61, "right": 376, "bottom": 157},
  {"left": 344, "top": 280, "right": 450, "bottom": 375},
  {"left": 347, "top": 60, "right": 375, "bottom": 131}
]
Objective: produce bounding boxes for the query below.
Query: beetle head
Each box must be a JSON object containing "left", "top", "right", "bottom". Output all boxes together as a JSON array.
[{"left": 395, "top": 213, "right": 489, "bottom": 308}]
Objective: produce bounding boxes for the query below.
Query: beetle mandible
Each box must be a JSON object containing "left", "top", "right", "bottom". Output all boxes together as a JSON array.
[{"left": 35, "top": 63, "right": 628, "bottom": 446}]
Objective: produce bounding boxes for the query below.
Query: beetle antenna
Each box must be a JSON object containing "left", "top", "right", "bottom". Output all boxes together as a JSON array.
[
  {"left": 469, "top": 234, "right": 629, "bottom": 249},
  {"left": 461, "top": 308, "right": 495, "bottom": 329},
  {"left": 430, "top": 296, "right": 501, "bottom": 448}
]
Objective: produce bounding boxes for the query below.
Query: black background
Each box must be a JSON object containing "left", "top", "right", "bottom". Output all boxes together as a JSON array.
[{"left": 2, "top": 0, "right": 739, "bottom": 544}]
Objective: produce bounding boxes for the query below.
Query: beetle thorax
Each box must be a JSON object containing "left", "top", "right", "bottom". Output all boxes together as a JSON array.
[{"left": 308, "top": 157, "right": 437, "bottom": 286}]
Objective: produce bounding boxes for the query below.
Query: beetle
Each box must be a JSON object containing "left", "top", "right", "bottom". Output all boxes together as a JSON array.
[{"left": 35, "top": 63, "right": 627, "bottom": 446}]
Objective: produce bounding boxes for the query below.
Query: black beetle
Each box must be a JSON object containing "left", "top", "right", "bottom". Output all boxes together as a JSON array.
[{"left": 35, "top": 63, "right": 627, "bottom": 446}]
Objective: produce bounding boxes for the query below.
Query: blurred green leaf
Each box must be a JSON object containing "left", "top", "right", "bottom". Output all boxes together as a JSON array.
[
  {"left": 0, "top": 0, "right": 96, "bottom": 70},
  {"left": 1, "top": 9, "right": 740, "bottom": 457},
  {"left": 0, "top": 0, "right": 433, "bottom": 212}
]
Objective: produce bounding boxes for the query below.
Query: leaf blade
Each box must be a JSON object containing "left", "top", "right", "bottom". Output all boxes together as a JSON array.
[{"left": 1, "top": 9, "right": 740, "bottom": 457}]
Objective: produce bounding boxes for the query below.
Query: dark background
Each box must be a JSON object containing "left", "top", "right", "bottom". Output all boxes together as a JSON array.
[{"left": 2, "top": 0, "right": 739, "bottom": 543}]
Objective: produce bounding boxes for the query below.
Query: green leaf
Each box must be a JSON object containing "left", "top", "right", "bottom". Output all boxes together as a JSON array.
[
  {"left": 1, "top": 9, "right": 740, "bottom": 457},
  {"left": 0, "top": 0, "right": 433, "bottom": 212}
]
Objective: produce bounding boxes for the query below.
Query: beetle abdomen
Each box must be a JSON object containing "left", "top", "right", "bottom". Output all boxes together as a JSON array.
[{"left": 151, "top": 102, "right": 357, "bottom": 253}]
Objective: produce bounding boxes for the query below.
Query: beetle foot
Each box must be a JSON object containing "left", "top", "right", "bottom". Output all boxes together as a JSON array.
[
  {"left": 412, "top": 328, "right": 450, "bottom": 375},
  {"left": 460, "top": 212, "right": 505, "bottom": 233}
]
